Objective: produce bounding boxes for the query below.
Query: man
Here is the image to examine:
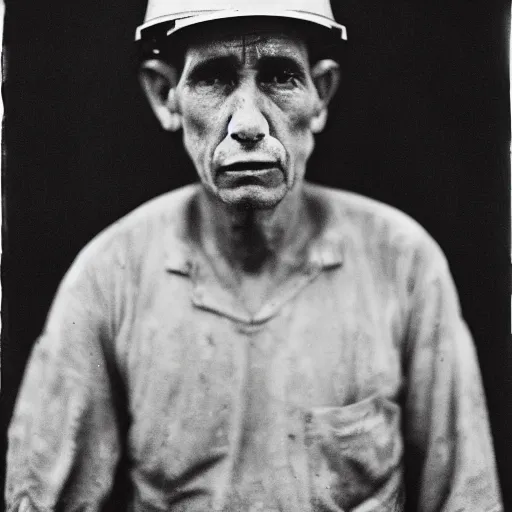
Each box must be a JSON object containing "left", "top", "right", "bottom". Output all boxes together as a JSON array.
[{"left": 5, "top": 0, "right": 503, "bottom": 511}]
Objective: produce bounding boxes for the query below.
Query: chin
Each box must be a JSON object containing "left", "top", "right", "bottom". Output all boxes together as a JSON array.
[{"left": 217, "top": 184, "right": 288, "bottom": 210}]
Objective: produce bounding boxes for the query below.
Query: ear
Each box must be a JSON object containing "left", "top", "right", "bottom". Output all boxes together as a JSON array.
[
  {"left": 139, "top": 59, "right": 182, "bottom": 132},
  {"left": 310, "top": 59, "right": 341, "bottom": 133}
]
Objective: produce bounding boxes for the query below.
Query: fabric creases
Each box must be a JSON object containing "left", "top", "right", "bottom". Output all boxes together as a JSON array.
[{"left": 5, "top": 183, "right": 503, "bottom": 512}]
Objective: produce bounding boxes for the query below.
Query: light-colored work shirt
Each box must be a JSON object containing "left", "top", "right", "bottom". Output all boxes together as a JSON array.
[{"left": 6, "top": 183, "right": 503, "bottom": 512}]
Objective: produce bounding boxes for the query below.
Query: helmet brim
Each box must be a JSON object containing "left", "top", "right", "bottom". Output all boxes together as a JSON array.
[{"left": 135, "top": 10, "right": 347, "bottom": 43}]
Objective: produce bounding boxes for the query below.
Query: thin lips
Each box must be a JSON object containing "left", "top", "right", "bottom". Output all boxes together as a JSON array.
[{"left": 219, "top": 161, "right": 281, "bottom": 172}]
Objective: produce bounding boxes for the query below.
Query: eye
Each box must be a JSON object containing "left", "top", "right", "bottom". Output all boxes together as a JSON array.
[
  {"left": 259, "top": 58, "right": 304, "bottom": 89},
  {"left": 189, "top": 61, "right": 237, "bottom": 89},
  {"left": 260, "top": 67, "right": 301, "bottom": 88},
  {"left": 196, "top": 72, "right": 234, "bottom": 88}
]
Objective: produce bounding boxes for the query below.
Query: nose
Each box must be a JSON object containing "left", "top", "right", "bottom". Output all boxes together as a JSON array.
[{"left": 227, "top": 85, "right": 269, "bottom": 145}]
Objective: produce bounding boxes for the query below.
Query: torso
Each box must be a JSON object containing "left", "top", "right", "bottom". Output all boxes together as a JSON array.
[{"left": 99, "top": 183, "right": 422, "bottom": 510}]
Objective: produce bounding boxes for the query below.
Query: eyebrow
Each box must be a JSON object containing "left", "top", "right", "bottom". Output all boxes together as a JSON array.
[
  {"left": 186, "top": 55, "right": 239, "bottom": 81},
  {"left": 186, "top": 54, "right": 307, "bottom": 79},
  {"left": 257, "top": 56, "right": 307, "bottom": 74}
]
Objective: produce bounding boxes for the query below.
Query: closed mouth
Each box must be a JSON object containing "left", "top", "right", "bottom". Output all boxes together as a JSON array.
[{"left": 220, "top": 161, "right": 281, "bottom": 173}]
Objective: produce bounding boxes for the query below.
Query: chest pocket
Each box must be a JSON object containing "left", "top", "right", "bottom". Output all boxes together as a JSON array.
[{"left": 306, "top": 394, "right": 404, "bottom": 511}]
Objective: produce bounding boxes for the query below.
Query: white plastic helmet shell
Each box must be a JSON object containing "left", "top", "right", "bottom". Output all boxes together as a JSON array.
[{"left": 135, "top": 0, "right": 347, "bottom": 43}]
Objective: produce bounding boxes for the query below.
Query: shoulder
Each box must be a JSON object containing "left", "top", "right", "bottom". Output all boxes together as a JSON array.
[
  {"left": 306, "top": 183, "right": 428, "bottom": 239},
  {"left": 90, "top": 183, "right": 198, "bottom": 247},
  {"left": 306, "top": 183, "right": 444, "bottom": 257},
  {"left": 61, "top": 184, "right": 199, "bottom": 286},
  {"left": 305, "top": 183, "right": 451, "bottom": 294}
]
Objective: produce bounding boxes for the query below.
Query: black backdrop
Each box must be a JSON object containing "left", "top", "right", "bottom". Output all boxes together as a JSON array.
[{"left": 1, "top": 0, "right": 511, "bottom": 508}]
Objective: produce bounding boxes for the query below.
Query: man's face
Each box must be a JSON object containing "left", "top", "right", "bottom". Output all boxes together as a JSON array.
[{"left": 174, "top": 24, "right": 323, "bottom": 209}]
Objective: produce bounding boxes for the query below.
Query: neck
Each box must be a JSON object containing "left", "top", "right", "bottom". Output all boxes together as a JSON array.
[{"left": 198, "top": 186, "right": 309, "bottom": 274}]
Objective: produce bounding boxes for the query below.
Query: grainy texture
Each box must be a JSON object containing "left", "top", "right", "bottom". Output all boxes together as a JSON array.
[{"left": 5, "top": 184, "right": 502, "bottom": 512}]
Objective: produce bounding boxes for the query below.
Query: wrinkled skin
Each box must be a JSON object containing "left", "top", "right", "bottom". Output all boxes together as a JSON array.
[
  {"left": 174, "top": 28, "right": 322, "bottom": 209},
  {"left": 140, "top": 22, "right": 339, "bottom": 309}
]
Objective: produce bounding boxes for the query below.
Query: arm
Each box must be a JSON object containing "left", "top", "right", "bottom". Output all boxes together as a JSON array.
[
  {"left": 5, "top": 246, "right": 123, "bottom": 512},
  {"left": 402, "top": 242, "right": 502, "bottom": 511}
]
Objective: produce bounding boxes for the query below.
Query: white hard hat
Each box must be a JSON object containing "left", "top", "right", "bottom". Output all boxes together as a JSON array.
[{"left": 135, "top": 0, "right": 347, "bottom": 50}]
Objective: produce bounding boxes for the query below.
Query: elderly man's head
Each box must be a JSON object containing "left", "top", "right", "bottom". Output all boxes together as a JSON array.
[{"left": 139, "top": 18, "right": 341, "bottom": 209}]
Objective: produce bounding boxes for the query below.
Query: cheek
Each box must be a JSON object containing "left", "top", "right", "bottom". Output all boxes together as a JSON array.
[
  {"left": 276, "top": 98, "right": 316, "bottom": 158},
  {"left": 180, "top": 88, "right": 227, "bottom": 134},
  {"left": 273, "top": 91, "right": 316, "bottom": 136},
  {"left": 180, "top": 98, "right": 224, "bottom": 168},
  {"left": 182, "top": 102, "right": 210, "bottom": 142}
]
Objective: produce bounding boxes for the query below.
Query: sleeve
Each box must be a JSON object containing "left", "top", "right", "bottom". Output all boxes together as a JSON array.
[
  {"left": 5, "top": 245, "right": 123, "bottom": 512},
  {"left": 402, "top": 241, "right": 503, "bottom": 512}
]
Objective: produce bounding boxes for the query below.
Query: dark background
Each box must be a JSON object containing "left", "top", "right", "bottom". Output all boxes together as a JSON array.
[{"left": 1, "top": 0, "right": 511, "bottom": 508}]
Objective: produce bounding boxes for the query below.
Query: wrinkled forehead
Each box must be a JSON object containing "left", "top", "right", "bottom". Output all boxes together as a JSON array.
[{"left": 179, "top": 18, "right": 311, "bottom": 66}]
